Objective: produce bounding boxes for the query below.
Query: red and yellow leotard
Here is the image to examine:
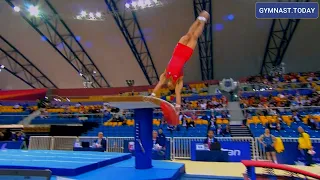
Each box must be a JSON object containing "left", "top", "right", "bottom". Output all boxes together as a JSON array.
[{"left": 165, "top": 43, "right": 193, "bottom": 84}]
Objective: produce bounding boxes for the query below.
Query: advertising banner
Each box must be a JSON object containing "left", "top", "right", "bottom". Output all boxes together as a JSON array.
[
  {"left": 191, "top": 141, "right": 251, "bottom": 162},
  {"left": 276, "top": 142, "right": 320, "bottom": 165},
  {"left": 0, "top": 141, "right": 23, "bottom": 149}
]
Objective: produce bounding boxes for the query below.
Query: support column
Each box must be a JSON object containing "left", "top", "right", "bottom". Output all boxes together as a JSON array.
[{"left": 134, "top": 108, "right": 153, "bottom": 169}]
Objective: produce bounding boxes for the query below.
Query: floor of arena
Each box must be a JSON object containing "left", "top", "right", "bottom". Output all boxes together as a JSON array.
[
  {"left": 0, "top": 150, "right": 319, "bottom": 180},
  {"left": 173, "top": 160, "right": 320, "bottom": 178}
]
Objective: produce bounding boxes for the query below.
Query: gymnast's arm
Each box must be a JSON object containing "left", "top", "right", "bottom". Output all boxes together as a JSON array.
[
  {"left": 175, "top": 78, "right": 184, "bottom": 108},
  {"left": 151, "top": 73, "right": 166, "bottom": 96}
]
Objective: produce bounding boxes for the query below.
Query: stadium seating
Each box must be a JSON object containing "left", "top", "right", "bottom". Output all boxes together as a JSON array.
[
  {"left": 240, "top": 72, "right": 320, "bottom": 138},
  {"left": 148, "top": 83, "right": 209, "bottom": 97},
  {"left": 1, "top": 73, "right": 318, "bottom": 139},
  {"left": 0, "top": 102, "right": 36, "bottom": 124},
  {"left": 0, "top": 92, "right": 230, "bottom": 139}
]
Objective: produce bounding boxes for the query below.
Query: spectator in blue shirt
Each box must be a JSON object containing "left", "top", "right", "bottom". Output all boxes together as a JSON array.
[
  {"left": 292, "top": 111, "right": 302, "bottom": 122},
  {"left": 157, "top": 128, "right": 166, "bottom": 149},
  {"left": 15, "top": 131, "right": 25, "bottom": 141},
  {"left": 93, "top": 132, "right": 106, "bottom": 150}
]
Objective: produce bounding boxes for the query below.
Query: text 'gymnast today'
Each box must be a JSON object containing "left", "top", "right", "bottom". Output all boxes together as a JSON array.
[{"left": 258, "top": 7, "right": 316, "bottom": 14}]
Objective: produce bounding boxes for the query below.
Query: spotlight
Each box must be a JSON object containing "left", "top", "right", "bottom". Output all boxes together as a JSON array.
[
  {"left": 132, "top": 1, "right": 137, "bottom": 7},
  {"left": 95, "top": 12, "right": 102, "bottom": 18},
  {"left": 126, "top": 80, "right": 135, "bottom": 87},
  {"left": 89, "top": 12, "right": 94, "bottom": 18},
  {"left": 13, "top": 6, "right": 20, "bottom": 12},
  {"left": 28, "top": 5, "right": 39, "bottom": 16},
  {"left": 125, "top": 3, "right": 130, "bottom": 9},
  {"left": 93, "top": 70, "right": 96, "bottom": 74},
  {"left": 145, "top": 0, "right": 152, "bottom": 6},
  {"left": 138, "top": 0, "right": 145, "bottom": 8},
  {"left": 79, "top": 73, "right": 83, "bottom": 76},
  {"left": 80, "top": 11, "right": 87, "bottom": 17},
  {"left": 0, "top": 65, "right": 4, "bottom": 69}
]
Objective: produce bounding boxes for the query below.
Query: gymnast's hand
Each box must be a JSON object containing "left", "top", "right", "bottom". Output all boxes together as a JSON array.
[{"left": 175, "top": 104, "right": 181, "bottom": 114}]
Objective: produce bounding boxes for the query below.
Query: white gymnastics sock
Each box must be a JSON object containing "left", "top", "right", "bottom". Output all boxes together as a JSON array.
[{"left": 197, "top": 16, "right": 207, "bottom": 22}]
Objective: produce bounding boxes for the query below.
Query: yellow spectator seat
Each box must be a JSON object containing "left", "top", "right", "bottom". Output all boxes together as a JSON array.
[
  {"left": 195, "top": 119, "right": 202, "bottom": 124},
  {"left": 247, "top": 119, "right": 254, "bottom": 125},
  {"left": 201, "top": 120, "right": 208, "bottom": 125},
  {"left": 222, "top": 119, "right": 229, "bottom": 124}
]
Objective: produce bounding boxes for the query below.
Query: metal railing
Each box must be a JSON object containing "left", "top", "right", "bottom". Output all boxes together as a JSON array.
[
  {"left": 29, "top": 136, "right": 320, "bottom": 161},
  {"left": 29, "top": 136, "right": 256, "bottom": 160},
  {"left": 239, "top": 81, "right": 320, "bottom": 92},
  {"left": 254, "top": 137, "right": 320, "bottom": 160}
]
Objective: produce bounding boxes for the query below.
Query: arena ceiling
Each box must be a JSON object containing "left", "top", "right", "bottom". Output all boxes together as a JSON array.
[{"left": 0, "top": 0, "right": 319, "bottom": 90}]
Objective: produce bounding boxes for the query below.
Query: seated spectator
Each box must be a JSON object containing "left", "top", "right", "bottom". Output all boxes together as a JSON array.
[
  {"left": 208, "top": 116, "right": 216, "bottom": 130},
  {"left": 122, "top": 119, "right": 128, "bottom": 126},
  {"left": 75, "top": 102, "right": 82, "bottom": 108},
  {"left": 223, "top": 125, "right": 230, "bottom": 136},
  {"left": 292, "top": 111, "right": 302, "bottom": 122},
  {"left": 157, "top": 128, "right": 166, "bottom": 149},
  {"left": 3, "top": 129, "right": 12, "bottom": 141},
  {"left": 308, "top": 115, "right": 320, "bottom": 130},
  {"left": 203, "top": 130, "right": 217, "bottom": 146},
  {"left": 15, "top": 131, "right": 26, "bottom": 141},
  {"left": 199, "top": 100, "right": 207, "bottom": 110},
  {"left": 267, "top": 107, "right": 277, "bottom": 116},
  {"left": 0, "top": 132, "right": 4, "bottom": 141},
  {"left": 10, "top": 132, "right": 17, "bottom": 141},
  {"left": 13, "top": 104, "right": 21, "bottom": 109},
  {"left": 93, "top": 132, "right": 106, "bottom": 150},
  {"left": 167, "top": 125, "right": 175, "bottom": 133},
  {"left": 187, "top": 117, "right": 195, "bottom": 128},
  {"left": 221, "top": 111, "right": 230, "bottom": 120},
  {"left": 74, "top": 137, "right": 81, "bottom": 147},
  {"left": 152, "top": 130, "right": 165, "bottom": 156},
  {"left": 276, "top": 122, "right": 282, "bottom": 131},
  {"left": 216, "top": 125, "right": 223, "bottom": 136}
]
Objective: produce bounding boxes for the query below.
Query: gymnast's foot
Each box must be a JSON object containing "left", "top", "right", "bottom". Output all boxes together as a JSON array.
[{"left": 199, "top": 11, "right": 210, "bottom": 21}]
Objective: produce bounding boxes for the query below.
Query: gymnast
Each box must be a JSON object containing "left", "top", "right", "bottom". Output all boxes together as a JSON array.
[{"left": 151, "top": 11, "right": 210, "bottom": 112}]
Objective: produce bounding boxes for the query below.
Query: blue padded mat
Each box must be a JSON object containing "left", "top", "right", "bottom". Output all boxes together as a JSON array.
[
  {"left": 0, "top": 150, "right": 131, "bottom": 176},
  {"left": 52, "top": 158, "right": 185, "bottom": 180}
]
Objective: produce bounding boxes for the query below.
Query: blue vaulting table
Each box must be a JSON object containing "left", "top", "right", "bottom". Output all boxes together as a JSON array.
[
  {"left": 73, "top": 147, "right": 105, "bottom": 152},
  {"left": 195, "top": 150, "right": 229, "bottom": 162}
]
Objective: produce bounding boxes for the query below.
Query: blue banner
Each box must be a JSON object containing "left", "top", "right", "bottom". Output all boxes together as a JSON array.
[
  {"left": 191, "top": 141, "right": 251, "bottom": 162},
  {"left": 256, "top": 2, "right": 319, "bottom": 19},
  {"left": 276, "top": 142, "right": 320, "bottom": 165},
  {"left": 0, "top": 141, "right": 23, "bottom": 149},
  {"left": 123, "top": 140, "right": 171, "bottom": 160}
]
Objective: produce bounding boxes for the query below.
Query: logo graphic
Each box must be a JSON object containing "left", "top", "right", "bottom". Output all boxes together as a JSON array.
[
  {"left": 221, "top": 148, "right": 241, "bottom": 156},
  {"left": 1, "top": 143, "right": 7, "bottom": 150},
  {"left": 196, "top": 144, "right": 205, "bottom": 150},
  {"left": 128, "top": 141, "right": 135, "bottom": 151}
]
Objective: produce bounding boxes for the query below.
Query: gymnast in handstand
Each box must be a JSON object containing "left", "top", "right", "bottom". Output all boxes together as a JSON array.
[{"left": 151, "top": 11, "right": 210, "bottom": 112}]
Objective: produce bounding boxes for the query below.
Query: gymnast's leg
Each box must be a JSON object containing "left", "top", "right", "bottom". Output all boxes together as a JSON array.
[{"left": 178, "top": 11, "right": 209, "bottom": 50}]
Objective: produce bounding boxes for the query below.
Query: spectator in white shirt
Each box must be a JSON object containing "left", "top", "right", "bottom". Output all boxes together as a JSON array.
[
  {"left": 200, "top": 100, "right": 207, "bottom": 110},
  {"left": 13, "top": 104, "right": 20, "bottom": 109},
  {"left": 75, "top": 102, "right": 82, "bottom": 108}
]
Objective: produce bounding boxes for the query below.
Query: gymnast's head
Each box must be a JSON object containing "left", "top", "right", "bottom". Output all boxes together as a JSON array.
[{"left": 167, "top": 80, "right": 175, "bottom": 91}]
